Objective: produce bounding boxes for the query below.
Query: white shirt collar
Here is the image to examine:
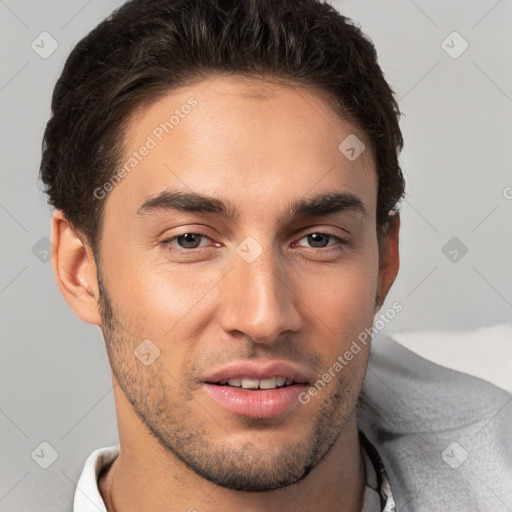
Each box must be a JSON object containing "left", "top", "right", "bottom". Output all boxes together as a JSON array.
[{"left": 73, "top": 445, "right": 119, "bottom": 512}]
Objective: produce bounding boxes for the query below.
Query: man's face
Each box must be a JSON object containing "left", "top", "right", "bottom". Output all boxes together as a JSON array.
[{"left": 96, "top": 75, "right": 383, "bottom": 491}]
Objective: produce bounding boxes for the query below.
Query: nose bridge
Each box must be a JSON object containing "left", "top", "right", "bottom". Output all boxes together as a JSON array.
[{"left": 219, "top": 237, "right": 302, "bottom": 343}]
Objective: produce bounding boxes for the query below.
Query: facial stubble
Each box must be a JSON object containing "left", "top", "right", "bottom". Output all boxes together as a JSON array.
[{"left": 96, "top": 264, "right": 366, "bottom": 493}]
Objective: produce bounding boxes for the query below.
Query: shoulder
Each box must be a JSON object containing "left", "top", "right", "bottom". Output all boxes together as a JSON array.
[{"left": 357, "top": 333, "right": 512, "bottom": 511}]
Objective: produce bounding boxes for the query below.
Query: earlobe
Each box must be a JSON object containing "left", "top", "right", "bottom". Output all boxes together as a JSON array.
[
  {"left": 51, "top": 210, "right": 102, "bottom": 326},
  {"left": 375, "top": 213, "right": 400, "bottom": 312}
]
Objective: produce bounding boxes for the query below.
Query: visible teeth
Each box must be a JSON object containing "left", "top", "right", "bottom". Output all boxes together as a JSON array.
[
  {"left": 241, "top": 378, "right": 259, "bottom": 389},
  {"left": 220, "top": 376, "right": 290, "bottom": 389},
  {"left": 258, "top": 377, "right": 277, "bottom": 389}
]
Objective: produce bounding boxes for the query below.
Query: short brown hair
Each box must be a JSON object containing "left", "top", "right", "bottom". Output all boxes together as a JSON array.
[{"left": 39, "top": 0, "right": 405, "bottom": 256}]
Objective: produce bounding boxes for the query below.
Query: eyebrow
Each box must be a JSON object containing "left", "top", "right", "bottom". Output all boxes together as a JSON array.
[{"left": 136, "top": 189, "right": 366, "bottom": 224}]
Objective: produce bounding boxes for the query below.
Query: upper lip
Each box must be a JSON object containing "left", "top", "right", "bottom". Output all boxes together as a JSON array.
[{"left": 201, "top": 360, "right": 311, "bottom": 384}]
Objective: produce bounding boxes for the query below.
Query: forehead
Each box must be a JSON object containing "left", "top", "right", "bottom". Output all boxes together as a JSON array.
[{"left": 103, "top": 75, "right": 377, "bottom": 226}]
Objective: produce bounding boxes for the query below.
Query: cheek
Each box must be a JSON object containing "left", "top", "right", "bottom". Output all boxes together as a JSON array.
[
  {"left": 293, "top": 255, "right": 379, "bottom": 366},
  {"left": 300, "top": 255, "right": 378, "bottom": 318},
  {"left": 113, "top": 256, "right": 226, "bottom": 339}
]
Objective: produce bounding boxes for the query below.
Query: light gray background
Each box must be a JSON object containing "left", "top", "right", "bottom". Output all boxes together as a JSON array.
[{"left": 1, "top": 0, "right": 511, "bottom": 510}]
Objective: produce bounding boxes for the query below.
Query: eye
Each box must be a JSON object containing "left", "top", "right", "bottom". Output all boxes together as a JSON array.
[
  {"left": 295, "top": 232, "right": 347, "bottom": 251},
  {"left": 161, "top": 232, "right": 214, "bottom": 253},
  {"left": 160, "top": 231, "right": 348, "bottom": 256}
]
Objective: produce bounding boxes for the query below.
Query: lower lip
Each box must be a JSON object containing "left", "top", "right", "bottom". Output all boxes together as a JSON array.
[{"left": 202, "top": 383, "right": 308, "bottom": 418}]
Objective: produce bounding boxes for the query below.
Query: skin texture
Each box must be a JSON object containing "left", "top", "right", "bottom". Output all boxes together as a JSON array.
[{"left": 51, "top": 75, "right": 400, "bottom": 512}]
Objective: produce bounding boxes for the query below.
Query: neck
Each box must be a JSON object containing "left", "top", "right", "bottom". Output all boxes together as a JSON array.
[{"left": 99, "top": 383, "right": 366, "bottom": 512}]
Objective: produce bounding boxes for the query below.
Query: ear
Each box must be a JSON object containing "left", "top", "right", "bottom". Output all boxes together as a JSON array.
[
  {"left": 51, "top": 210, "right": 102, "bottom": 326},
  {"left": 375, "top": 212, "right": 400, "bottom": 312}
]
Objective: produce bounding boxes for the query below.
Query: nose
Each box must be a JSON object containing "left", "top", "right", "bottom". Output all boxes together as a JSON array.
[{"left": 218, "top": 243, "right": 303, "bottom": 345}]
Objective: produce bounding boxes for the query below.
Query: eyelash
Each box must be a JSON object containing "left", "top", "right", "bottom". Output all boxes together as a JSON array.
[{"left": 160, "top": 231, "right": 348, "bottom": 255}]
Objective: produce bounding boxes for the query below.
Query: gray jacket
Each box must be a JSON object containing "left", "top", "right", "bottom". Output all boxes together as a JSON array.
[{"left": 357, "top": 333, "right": 512, "bottom": 511}]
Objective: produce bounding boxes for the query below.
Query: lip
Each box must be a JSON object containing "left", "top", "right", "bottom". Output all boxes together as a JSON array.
[
  {"left": 202, "top": 383, "right": 309, "bottom": 418},
  {"left": 201, "top": 360, "right": 311, "bottom": 419}
]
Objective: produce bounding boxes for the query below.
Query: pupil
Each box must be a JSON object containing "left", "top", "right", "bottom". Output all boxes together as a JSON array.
[
  {"left": 178, "top": 233, "right": 200, "bottom": 248},
  {"left": 308, "top": 233, "right": 328, "bottom": 248}
]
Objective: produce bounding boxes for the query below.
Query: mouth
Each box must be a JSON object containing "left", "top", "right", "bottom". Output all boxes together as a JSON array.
[
  {"left": 201, "top": 361, "right": 311, "bottom": 419},
  {"left": 208, "top": 376, "right": 303, "bottom": 389}
]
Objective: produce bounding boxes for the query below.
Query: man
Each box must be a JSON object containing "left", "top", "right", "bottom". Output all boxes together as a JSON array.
[{"left": 39, "top": 0, "right": 512, "bottom": 510}]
